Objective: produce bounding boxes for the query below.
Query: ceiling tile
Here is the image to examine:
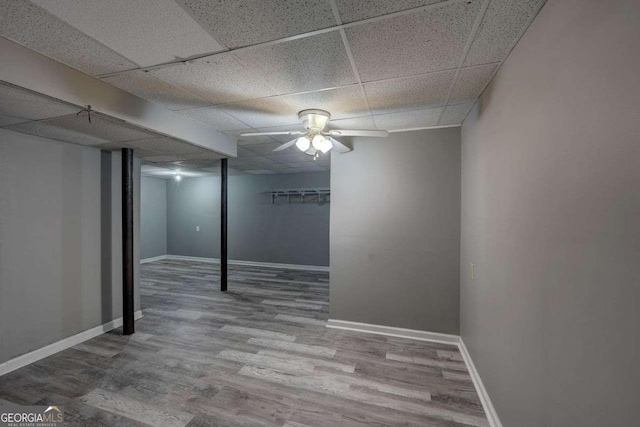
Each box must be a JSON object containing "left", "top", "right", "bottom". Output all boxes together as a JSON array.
[
  {"left": 174, "top": 0, "right": 335, "bottom": 49},
  {"left": 345, "top": 0, "right": 481, "bottom": 81},
  {"left": 0, "top": 0, "right": 137, "bottom": 75},
  {"left": 152, "top": 56, "right": 278, "bottom": 105},
  {"left": 329, "top": 115, "right": 376, "bottom": 130},
  {"left": 5, "top": 113, "right": 157, "bottom": 146},
  {"left": 245, "top": 142, "right": 285, "bottom": 155},
  {"left": 176, "top": 106, "right": 250, "bottom": 130},
  {"left": 335, "top": 0, "right": 446, "bottom": 23},
  {"left": 364, "top": 70, "right": 455, "bottom": 115},
  {"left": 236, "top": 146, "right": 260, "bottom": 157},
  {"left": 31, "top": 0, "right": 225, "bottom": 68},
  {"left": 0, "top": 83, "right": 78, "bottom": 122},
  {"left": 464, "top": 0, "right": 546, "bottom": 66},
  {"left": 266, "top": 153, "right": 310, "bottom": 164},
  {"left": 283, "top": 86, "right": 370, "bottom": 121},
  {"left": 220, "top": 97, "right": 299, "bottom": 128},
  {"left": 236, "top": 32, "right": 358, "bottom": 94},
  {"left": 439, "top": 102, "right": 474, "bottom": 125},
  {"left": 253, "top": 124, "right": 305, "bottom": 142},
  {"left": 245, "top": 156, "right": 279, "bottom": 166},
  {"left": 292, "top": 163, "right": 326, "bottom": 172},
  {"left": 103, "top": 71, "right": 211, "bottom": 111},
  {"left": 373, "top": 107, "right": 443, "bottom": 130},
  {"left": 449, "top": 63, "right": 498, "bottom": 105}
]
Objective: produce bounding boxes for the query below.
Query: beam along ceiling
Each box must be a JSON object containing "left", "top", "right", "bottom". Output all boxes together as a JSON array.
[
  {"left": 0, "top": 81, "right": 225, "bottom": 171},
  {"left": 0, "top": 0, "right": 547, "bottom": 175}
]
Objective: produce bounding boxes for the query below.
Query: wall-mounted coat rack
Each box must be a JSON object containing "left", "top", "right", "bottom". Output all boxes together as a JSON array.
[{"left": 267, "top": 188, "right": 330, "bottom": 205}]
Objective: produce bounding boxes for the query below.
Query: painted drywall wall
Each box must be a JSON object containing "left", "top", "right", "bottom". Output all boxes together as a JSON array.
[
  {"left": 0, "top": 129, "right": 141, "bottom": 363},
  {"left": 460, "top": 0, "right": 640, "bottom": 425},
  {"left": 167, "top": 172, "right": 330, "bottom": 266},
  {"left": 330, "top": 128, "right": 461, "bottom": 334},
  {"left": 141, "top": 176, "right": 167, "bottom": 259}
]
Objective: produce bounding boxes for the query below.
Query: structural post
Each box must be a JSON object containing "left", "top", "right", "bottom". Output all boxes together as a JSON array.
[
  {"left": 121, "top": 148, "right": 135, "bottom": 335},
  {"left": 221, "top": 158, "right": 228, "bottom": 292}
]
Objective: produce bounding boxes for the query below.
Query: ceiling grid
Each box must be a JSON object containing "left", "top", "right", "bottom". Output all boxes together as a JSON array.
[{"left": 0, "top": 0, "right": 549, "bottom": 176}]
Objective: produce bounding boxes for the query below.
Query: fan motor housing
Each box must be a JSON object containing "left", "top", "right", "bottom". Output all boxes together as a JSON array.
[{"left": 299, "top": 109, "right": 330, "bottom": 131}]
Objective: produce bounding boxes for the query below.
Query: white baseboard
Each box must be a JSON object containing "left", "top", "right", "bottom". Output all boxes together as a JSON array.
[
  {"left": 326, "top": 319, "right": 460, "bottom": 345},
  {"left": 459, "top": 338, "right": 503, "bottom": 427},
  {"left": 0, "top": 310, "right": 143, "bottom": 377},
  {"left": 140, "top": 255, "right": 167, "bottom": 264},
  {"left": 326, "top": 319, "right": 502, "bottom": 427},
  {"left": 145, "top": 254, "right": 330, "bottom": 272}
]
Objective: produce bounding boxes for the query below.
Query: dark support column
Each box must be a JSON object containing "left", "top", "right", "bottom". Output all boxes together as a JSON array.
[
  {"left": 221, "top": 158, "right": 228, "bottom": 292},
  {"left": 121, "top": 148, "right": 135, "bottom": 335}
]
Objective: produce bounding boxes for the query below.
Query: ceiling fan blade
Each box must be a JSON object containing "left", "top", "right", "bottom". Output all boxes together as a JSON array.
[
  {"left": 328, "top": 129, "right": 389, "bottom": 137},
  {"left": 272, "top": 138, "right": 298, "bottom": 152},
  {"left": 240, "top": 131, "right": 303, "bottom": 137},
  {"left": 329, "top": 137, "right": 352, "bottom": 154}
]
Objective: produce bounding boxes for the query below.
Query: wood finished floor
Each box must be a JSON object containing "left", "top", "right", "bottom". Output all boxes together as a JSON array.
[{"left": 0, "top": 260, "right": 488, "bottom": 426}]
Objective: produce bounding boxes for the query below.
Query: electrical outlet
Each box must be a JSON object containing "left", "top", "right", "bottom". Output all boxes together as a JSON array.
[
  {"left": 196, "top": 226, "right": 200, "bottom": 232},
  {"left": 470, "top": 263, "right": 475, "bottom": 280}
]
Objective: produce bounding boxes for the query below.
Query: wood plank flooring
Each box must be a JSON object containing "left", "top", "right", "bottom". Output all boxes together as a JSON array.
[{"left": 0, "top": 260, "right": 488, "bottom": 426}]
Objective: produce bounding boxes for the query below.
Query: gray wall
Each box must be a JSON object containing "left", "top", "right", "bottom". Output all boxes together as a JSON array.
[
  {"left": 141, "top": 176, "right": 167, "bottom": 259},
  {"left": 0, "top": 129, "right": 141, "bottom": 364},
  {"left": 167, "top": 172, "right": 330, "bottom": 266},
  {"left": 460, "top": 0, "right": 640, "bottom": 425},
  {"left": 330, "top": 128, "right": 461, "bottom": 334}
]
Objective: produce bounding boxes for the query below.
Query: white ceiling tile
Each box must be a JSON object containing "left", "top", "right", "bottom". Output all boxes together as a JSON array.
[
  {"left": 345, "top": 1, "right": 481, "bottom": 81},
  {"left": 31, "top": 0, "right": 225, "bottom": 68},
  {"left": 449, "top": 63, "right": 498, "bottom": 105},
  {"left": 103, "top": 71, "right": 211, "bottom": 111},
  {"left": 439, "top": 102, "right": 474, "bottom": 125},
  {"left": 373, "top": 107, "right": 443, "bottom": 130},
  {"left": 464, "top": 0, "right": 547, "bottom": 66},
  {"left": 253, "top": 124, "right": 305, "bottom": 142},
  {"left": 328, "top": 115, "right": 377, "bottom": 130},
  {"left": 6, "top": 113, "right": 158, "bottom": 146},
  {"left": 245, "top": 142, "right": 285, "bottom": 155},
  {"left": 292, "top": 163, "right": 326, "bottom": 172},
  {"left": 152, "top": 56, "right": 279, "bottom": 105},
  {"left": 335, "top": 0, "right": 446, "bottom": 23},
  {"left": 176, "top": 106, "right": 250, "bottom": 130},
  {"left": 236, "top": 32, "right": 358, "bottom": 94},
  {"left": 266, "top": 153, "right": 310, "bottom": 164},
  {"left": 0, "top": 0, "right": 137, "bottom": 75},
  {"left": 220, "top": 97, "right": 299, "bottom": 128},
  {"left": 283, "top": 86, "right": 370, "bottom": 121},
  {"left": 245, "top": 156, "right": 279, "bottom": 166},
  {"left": 364, "top": 70, "right": 455, "bottom": 115},
  {"left": 236, "top": 146, "right": 259, "bottom": 157},
  {"left": 174, "top": 0, "right": 335, "bottom": 48},
  {"left": 0, "top": 83, "right": 78, "bottom": 122}
]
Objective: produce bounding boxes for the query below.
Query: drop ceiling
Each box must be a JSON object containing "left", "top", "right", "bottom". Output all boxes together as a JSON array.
[{"left": 0, "top": 0, "right": 547, "bottom": 175}]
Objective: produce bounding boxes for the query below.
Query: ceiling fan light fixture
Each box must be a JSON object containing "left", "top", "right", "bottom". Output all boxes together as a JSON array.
[
  {"left": 311, "top": 134, "right": 326, "bottom": 150},
  {"left": 319, "top": 138, "right": 332, "bottom": 153},
  {"left": 295, "top": 136, "right": 311, "bottom": 151}
]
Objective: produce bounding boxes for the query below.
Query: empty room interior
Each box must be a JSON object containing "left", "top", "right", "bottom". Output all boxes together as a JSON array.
[{"left": 0, "top": 0, "right": 638, "bottom": 426}]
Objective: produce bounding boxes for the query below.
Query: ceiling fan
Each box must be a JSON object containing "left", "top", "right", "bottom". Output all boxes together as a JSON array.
[{"left": 240, "top": 109, "right": 389, "bottom": 158}]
